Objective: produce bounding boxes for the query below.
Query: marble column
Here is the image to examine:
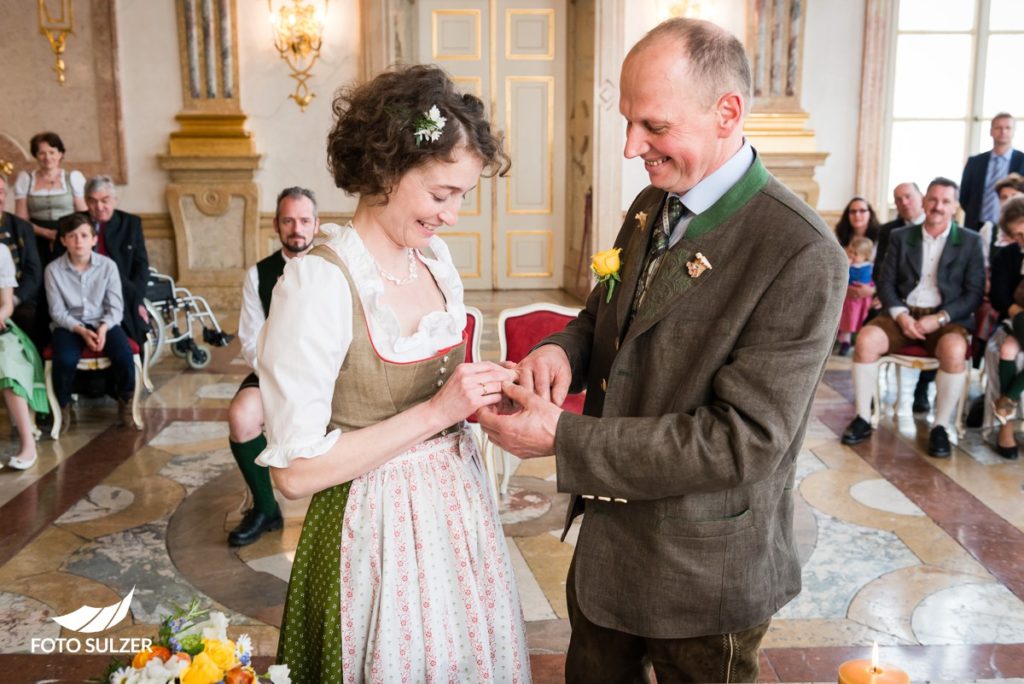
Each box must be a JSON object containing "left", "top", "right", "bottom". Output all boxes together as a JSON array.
[
  {"left": 744, "top": 0, "right": 826, "bottom": 208},
  {"left": 158, "top": 0, "right": 260, "bottom": 312}
]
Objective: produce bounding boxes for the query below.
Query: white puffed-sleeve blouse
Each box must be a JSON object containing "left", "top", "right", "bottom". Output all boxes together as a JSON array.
[{"left": 256, "top": 223, "right": 467, "bottom": 468}]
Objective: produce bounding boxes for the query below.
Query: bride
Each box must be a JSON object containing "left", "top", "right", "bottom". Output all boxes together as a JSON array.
[{"left": 256, "top": 64, "right": 530, "bottom": 683}]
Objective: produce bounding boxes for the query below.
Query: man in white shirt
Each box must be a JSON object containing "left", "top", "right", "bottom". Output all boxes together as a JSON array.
[
  {"left": 843, "top": 177, "right": 986, "bottom": 457},
  {"left": 227, "top": 187, "right": 319, "bottom": 546}
]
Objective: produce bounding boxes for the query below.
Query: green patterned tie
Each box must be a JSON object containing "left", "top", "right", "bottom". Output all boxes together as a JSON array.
[{"left": 633, "top": 196, "right": 685, "bottom": 312}]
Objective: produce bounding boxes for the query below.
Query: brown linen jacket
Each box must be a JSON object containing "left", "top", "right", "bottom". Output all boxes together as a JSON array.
[{"left": 545, "top": 157, "right": 847, "bottom": 639}]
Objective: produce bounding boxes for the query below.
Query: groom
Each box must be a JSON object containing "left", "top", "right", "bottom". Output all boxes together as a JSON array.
[{"left": 478, "top": 17, "right": 846, "bottom": 682}]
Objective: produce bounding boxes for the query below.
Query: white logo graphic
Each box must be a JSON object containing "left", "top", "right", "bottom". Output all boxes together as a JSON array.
[{"left": 51, "top": 586, "right": 136, "bottom": 633}]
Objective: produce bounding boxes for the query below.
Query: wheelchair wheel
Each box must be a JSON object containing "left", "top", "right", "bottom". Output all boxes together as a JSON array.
[
  {"left": 187, "top": 344, "right": 212, "bottom": 370},
  {"left": 143, "top": 299, "right": 166, "bottom": 366},
  {"left": 172, "top": 339, "right": 191, "bottom": 358}
]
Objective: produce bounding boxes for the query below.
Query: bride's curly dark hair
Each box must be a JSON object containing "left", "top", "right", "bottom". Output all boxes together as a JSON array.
[{"left": 327, "top": 64, "right": 510, "bottom": 201}]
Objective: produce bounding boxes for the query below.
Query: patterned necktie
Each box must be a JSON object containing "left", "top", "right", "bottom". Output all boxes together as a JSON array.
[
  {"left": 982, "top": 154, "right": 1008, "bottom": 225},
  {"left": 633, "top": 196, "right": 686, "bottom": 313}
]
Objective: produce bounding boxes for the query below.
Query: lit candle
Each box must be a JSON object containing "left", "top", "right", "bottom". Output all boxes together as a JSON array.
[{"left": 838, "top": 642, "right": 909, "bottom": 684}]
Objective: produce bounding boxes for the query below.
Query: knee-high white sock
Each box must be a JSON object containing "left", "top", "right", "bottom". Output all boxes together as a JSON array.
[
  {"left": 853, "top": 361, "right": 880, "bottom": 421},
  {"left": 934, "top": 369, "right": 967, "bottom": 430}
]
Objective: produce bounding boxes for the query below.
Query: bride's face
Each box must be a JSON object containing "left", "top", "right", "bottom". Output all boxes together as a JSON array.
[{"left": 377, "top": 148, "right": 484, "bottom": 251}]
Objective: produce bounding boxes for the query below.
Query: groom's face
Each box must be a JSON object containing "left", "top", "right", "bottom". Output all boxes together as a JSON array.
[{"left": 619, "top": 40, "right": 723, "bottom": 196}]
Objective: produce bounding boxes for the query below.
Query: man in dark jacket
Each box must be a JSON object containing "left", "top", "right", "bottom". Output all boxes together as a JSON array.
[
  {"left": 83, "top": 176, "right": 150, "bottom": 348},
  {"left": 843, "top": 177, "right": 986, "bottom": 458},
  {"left": 0, "top": 175, "right": 42, "bottom": 334},
  {"left": 960, "top": 113, "right": 1024, "bottom": 230}
]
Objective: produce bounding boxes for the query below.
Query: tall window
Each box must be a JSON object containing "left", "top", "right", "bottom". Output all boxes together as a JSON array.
[{"left": 885, "top": 0, "right": 1024, "bottom": 197}]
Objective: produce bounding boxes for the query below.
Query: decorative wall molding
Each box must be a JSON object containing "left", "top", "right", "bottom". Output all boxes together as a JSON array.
[
  {"left": 1, "top": 0, "right": 127, "bottom": 183},
  {"left": 855, "top": 0, "right": 894, "bottom": 212}
]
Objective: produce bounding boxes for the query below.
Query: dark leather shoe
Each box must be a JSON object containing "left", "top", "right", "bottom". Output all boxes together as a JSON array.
[
  {"left": 228, "top": 507, "right": 283, "bottom": 547},
  {"left": 913, "top": 386, "right": 930, "bottom": 414},
  {"left": 842, "top": 416, "right": 873, "bottom": 445},
  {"left": 928, "top": 426, "right": 952, "bottom": 458},
  {"left": 995, "top": 443, "right": 1019, "bottom": 460}
]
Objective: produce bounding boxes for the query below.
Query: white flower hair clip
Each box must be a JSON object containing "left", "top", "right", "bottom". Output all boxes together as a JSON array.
[{"left": 413, "top": 105, "right": 447, "bottom": 146}]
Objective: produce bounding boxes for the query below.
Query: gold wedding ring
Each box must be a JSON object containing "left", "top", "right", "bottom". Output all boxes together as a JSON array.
[{"left": 480, "top": 382, "right": 488, "bottom": 396}]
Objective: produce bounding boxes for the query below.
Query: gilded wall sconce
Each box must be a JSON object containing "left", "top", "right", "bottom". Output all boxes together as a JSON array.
[
  {"left": 38, "top": 0, "right": 75, "bottom": 86},
  {"left": 268, "top": 0, "right": 328, "bottom": 112}
]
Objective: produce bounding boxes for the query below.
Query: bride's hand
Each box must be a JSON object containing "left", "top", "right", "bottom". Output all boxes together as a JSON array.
[{"left": 428, "top": 361, "right": 519, "bottom": 426}]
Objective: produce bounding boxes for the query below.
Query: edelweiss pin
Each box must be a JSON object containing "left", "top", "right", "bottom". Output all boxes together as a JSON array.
[
  {"left": 634, "top": 211, "right": 648, "bottom": 232},
  {"left": 686, "top": 252, "right": 712, "bottom": 278}
]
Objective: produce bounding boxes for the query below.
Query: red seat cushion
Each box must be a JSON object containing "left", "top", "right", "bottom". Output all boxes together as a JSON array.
[
  {"left": 42, "top": 336, "right": 140, "bottom": 361},
  {"left": 892, "top": 344, "right": 930, "bottom": 357},
  {"left": 503, "top": 311, "right": 577, "bottom": 364},
  {"left": 891, "top": 341, "right": 971, "bottom": 360},
  {"left": 503, "top": 310, "right": 586, "bottom": 412}
]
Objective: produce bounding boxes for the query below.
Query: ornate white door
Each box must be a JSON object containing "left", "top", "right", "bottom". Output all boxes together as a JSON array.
[{"left": 418, "top": 0, "right": 566, "bottom": 289}]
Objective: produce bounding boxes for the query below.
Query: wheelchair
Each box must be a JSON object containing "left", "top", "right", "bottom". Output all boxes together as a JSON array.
[{"left": 144, "top": 269, "right": 233, "bottom": 370}]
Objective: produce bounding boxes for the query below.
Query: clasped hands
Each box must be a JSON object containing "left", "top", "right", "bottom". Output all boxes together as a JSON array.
[
  {"left": 74, "top": 322, "right": 108, "bottom": 352},
  {"left": 432, "top": 345, "right": 570, "bottom": 459},
  {"left": 896, "top": 311, "right": 942, "bottom": 340}
]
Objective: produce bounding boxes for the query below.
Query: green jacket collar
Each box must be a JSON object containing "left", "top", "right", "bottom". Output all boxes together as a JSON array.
[
  {"left": 906, "top": 221, "right": 962, "bottom": 247},
  {"left": 684, "top": 152, "right": 770, "bottom": 240}
]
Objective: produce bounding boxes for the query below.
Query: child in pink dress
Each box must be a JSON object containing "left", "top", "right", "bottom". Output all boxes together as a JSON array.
[{"left": 837, "top": 236, "right": 875, "bottom": 355}]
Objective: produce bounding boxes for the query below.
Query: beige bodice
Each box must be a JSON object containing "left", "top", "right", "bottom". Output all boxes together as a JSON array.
[{"left": 308, "top": 245, "right": 466, "bottom": 435}]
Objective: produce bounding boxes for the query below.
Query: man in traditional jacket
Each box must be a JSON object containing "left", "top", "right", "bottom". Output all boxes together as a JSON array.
[{"left": 479, "top": 17, "right": 846, "bottom": 682}]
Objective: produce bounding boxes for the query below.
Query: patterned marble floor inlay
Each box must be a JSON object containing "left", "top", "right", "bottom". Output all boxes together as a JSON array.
[
  {"left": 776, "top": 509, "right": 920, "bottom": 620},
  {"left": 9, "top": 317, "right": 1024, "bottom": 681},
  {"left": 849, "top": 479, "right": 926, "bottom": 517},
  {"left": 56, "top": 485, "right": 136, "bottom": 524},
  {"left": 912, "top": 582, "right": 1024, "bottom": 645}
]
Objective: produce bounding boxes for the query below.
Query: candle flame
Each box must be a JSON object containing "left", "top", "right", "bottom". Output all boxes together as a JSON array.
[{"left": 871, "top": 641, "right": 879, "bottom": 672}]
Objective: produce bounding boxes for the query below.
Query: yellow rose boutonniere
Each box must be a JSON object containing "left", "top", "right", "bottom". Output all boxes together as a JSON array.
[{"left": 591, "top": 247, "right": 622, "bottom": 303}]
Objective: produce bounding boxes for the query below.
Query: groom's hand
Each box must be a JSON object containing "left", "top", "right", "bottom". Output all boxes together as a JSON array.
[
  {"left": 477, "top": 382, "right": 561, "bottom": 458},
  {"left": 516, "top": 344, "right": 572, "bottom": 406}
]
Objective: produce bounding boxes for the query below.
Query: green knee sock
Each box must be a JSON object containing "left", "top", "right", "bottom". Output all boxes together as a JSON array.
[
  {"left": 229, "top": 434, "right": 277, "bottom": 515},
  {"left": 1009, "top": 373, "right": 1024, "bottom": 402},
  {"left": 1000, "top": 360, "right": 1018, "bottom": 395}
]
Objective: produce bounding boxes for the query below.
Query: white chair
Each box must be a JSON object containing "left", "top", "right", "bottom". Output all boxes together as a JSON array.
[
  {"left": 42, "top": 339, "right": 145, "bottom": 439},
  {"left": 874, "top": 343, "right": 970, "bottom": 438},
  {"left": 495, "top": 302, "right": 584, "bottom": 496}
]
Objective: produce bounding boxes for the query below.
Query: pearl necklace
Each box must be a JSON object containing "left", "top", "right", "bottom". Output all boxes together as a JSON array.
[{"left": 377, "top": 248, "right": 419, "bottom": 286}]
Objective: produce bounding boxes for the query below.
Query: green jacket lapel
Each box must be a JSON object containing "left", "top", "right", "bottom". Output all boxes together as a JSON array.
[{"left": 626, "top": 157, "right": 769, "bottom": 340}]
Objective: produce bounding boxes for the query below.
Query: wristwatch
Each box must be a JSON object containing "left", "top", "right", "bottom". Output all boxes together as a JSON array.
[{"left": 937, "top": 311, "right": 950, "bottom": 327}]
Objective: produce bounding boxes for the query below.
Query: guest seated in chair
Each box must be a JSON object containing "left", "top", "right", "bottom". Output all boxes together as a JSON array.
[
  {"left": 0, "top": 175, "right": 43, "bottom": 337},
  {"left": 842, "top": 177, "right": 985, "bottom": 458},
  {"left": 81, "top": 176, "right": 151, "bottom": 349},
  {"left": 985, "top": 196, "right": 1024, "bottom": 459},
  {"left": 227, "top": 187, "right": 318, "bottom": 547},
  {"left": 0, "top": 242, "right": 48, "bottom": 470},
  {"left": 44, "top": 213, "right": 137, "bottom": 432}
]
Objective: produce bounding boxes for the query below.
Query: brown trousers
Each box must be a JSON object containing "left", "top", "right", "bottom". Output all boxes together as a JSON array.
[{"left": 565, "top": 558, "right": 771, "bottom": 683}]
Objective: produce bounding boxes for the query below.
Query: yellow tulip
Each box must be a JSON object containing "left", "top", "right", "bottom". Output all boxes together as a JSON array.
[
  {"left": 181, "top": 651, "right": 223, "bottom": 684},
  {"left": 591, "top": 248, "right": 622, "bottom": 277}
]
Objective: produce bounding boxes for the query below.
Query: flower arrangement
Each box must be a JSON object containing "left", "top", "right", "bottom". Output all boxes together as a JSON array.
[
  {"left": 413, "top": 105, "right": 447, "bottom": 145},
  {"left": 102, "top": 598, "right": 290, "bottom": 684},
  {"left": 591, "top": 247, "right": 623, "bottom": 303}
]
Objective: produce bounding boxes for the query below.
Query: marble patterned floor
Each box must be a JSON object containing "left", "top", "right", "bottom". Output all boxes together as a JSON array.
[{"left": 3, "top": 292, "right": 1024, "bottom": 682}]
